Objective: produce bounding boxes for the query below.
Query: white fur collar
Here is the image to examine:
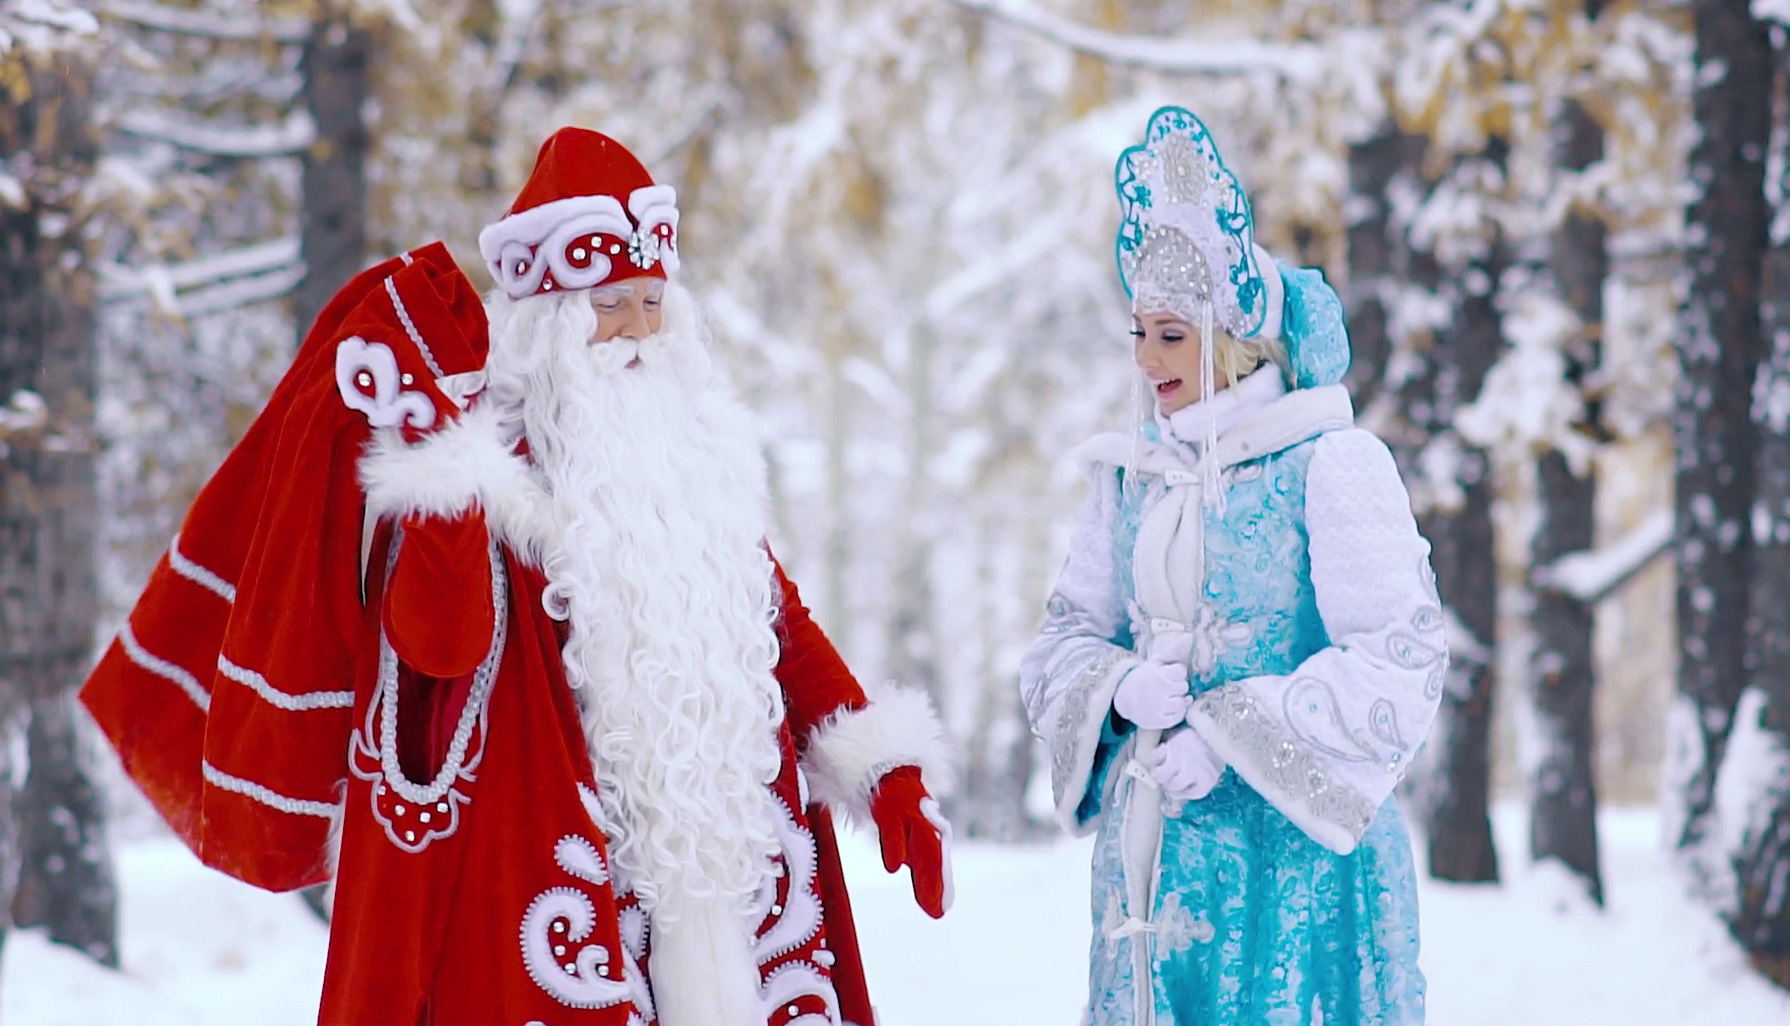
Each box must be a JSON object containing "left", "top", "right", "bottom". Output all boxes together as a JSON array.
[
  {"left": 1075, "top": 383, "right": 1355, "bottom": 484},
  {"left": 1156, "top": 365, "right": 1287, "bottom": 454}
]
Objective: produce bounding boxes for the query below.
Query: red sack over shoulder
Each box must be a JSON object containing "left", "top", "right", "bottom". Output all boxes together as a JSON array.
[{"left": 81, "top": 243, "right": 492, "bottom": 892}]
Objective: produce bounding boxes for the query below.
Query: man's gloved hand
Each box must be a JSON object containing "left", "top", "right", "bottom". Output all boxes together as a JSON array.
[{"left": 868, "top": 765, "right": 953, "bottom": 919}]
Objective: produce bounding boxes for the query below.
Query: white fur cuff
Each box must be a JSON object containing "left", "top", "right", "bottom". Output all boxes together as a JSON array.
[
  {"left": 801, "top": 682, "right": 953, "bottom": 823},
  {"left": 357, "top": 402, "right": 550, "bottom": 558}
]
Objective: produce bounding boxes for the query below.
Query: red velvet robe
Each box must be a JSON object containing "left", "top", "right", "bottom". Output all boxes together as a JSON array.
[
  {"left": 320, "top": 520, "right": 875, "bottom": 1026},
  {"left": 80, "top": 243, "right": 915, "bottom": 1026}
]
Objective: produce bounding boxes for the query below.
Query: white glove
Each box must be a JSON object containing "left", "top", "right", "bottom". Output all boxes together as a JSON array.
[
  {"left": 1113, "top": 660, "right": 1192, "bottom": 729},
  {"left": 1149, "top": 726, "right": 1226, "bottom": 802}
]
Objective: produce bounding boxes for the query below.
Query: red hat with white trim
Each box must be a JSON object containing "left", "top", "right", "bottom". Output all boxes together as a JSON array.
[{"left": 478, "top": 127, "right": 681, "bottom": 300}]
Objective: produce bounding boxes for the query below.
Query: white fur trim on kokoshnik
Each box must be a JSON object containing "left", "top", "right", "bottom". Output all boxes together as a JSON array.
[{"left": 802, "top": 681, "right": 954, "bottom": 823}]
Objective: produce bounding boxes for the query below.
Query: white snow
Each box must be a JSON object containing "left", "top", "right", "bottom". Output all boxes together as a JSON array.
[
  {"left": 2, "top": 840, "right": 328, "bottom": 1026},
  {"left": 97, "top": 237, "right": 302, "bottom": 303},
  {"left": 95, "top": 0, "right": 308, "bottom": 43},
  {"left": 13, "top": 0, "right": 97, "bottom": 34},
  {"left": 174, "top": 264, "right": 309, "bottom": 319},
  {"left": 115, "top": 109, "right": 317, "bottom": 159},
  {"left": 1755, "top": 0, "right": 1790, "bottom": 27},
  {"left": 1534, "top": 509, "right": 1675, "bottom": 604},
  {"left": 1702, "top": 688, "right": 1790, "bottom": 919},
  {"left": 942, "top": 0, "right": 1322, "bottom": 82},
  {"left": 1454, "top": 289, "right": 1595, "bottom": 474},
  {"left": 8, "top": 805, "right": 1789, "bottom": 1025}
]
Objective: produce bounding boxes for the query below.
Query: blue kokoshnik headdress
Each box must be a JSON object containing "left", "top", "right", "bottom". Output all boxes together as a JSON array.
[{"left": 1114, "top": 105, "right": 1351, "bottom": 393}]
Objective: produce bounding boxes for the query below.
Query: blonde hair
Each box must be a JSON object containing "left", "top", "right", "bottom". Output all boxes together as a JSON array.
[{"left": 1212, "top": 329, "right": 1290, "bottom": 389}]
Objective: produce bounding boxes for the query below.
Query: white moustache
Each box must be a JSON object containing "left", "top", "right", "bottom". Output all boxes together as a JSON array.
[{"left": 587, "top": 336, "right": 642, "bottom": 375}]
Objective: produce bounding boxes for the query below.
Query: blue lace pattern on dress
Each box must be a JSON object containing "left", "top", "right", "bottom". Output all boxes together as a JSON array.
[{"left": 1278, "top": 261, "right": 1352, "bottom": 389}]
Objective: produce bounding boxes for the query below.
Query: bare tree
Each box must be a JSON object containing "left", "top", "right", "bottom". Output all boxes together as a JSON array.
[
  {"left": 294, "top": 3, "right": 374, "bottom": 336},
  {"left": 1674, "top": 0, "right": 1773, "bottom": 872},
  {"left": 0, "top": 5, "right": 117, "bottom": 966},
  {"left": 1341, "top": 125, "right": 1424, "bottom": 413},
  {"left": 1402, "top": 140, "right": 1509, "bottom": 885},
  {"left": 1526, "top": 1, "right": 1611, "bottom": 903},
  {"left": 1727, "top": 8, "right": 1790, "bottom": 991}
]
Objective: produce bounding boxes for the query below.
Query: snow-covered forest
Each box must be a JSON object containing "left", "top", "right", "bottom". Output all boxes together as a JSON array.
[{"left": 1, "top": 0, "right": 1789, "bottom": 1020}]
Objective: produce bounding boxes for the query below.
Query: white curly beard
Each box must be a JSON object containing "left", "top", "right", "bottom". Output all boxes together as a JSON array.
[{"left": 483, "top": 284, "right": 786, "bottom": 922}]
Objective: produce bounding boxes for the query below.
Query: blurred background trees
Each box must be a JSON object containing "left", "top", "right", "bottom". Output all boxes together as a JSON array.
[{"left": 2, "top": 0, "right": 1785, "bottom": 992}]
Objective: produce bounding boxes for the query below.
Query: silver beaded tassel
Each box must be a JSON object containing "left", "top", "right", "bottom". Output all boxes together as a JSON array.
[{"left": 1199, "top": 298, "right": 1223, "bottom": 515}]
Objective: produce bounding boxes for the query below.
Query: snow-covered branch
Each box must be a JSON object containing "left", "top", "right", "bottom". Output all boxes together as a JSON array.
[
  {"left": 7, "top": 0, "right": 99, "bottom": 33},
  {"left": 98, "top": 234, "right": 300, "bottom": 309},
  {"left": 97, "top": 0, "right": 307, "bottom": 43},
  {"left": 116, "top": 109, "right": 316, "bottom": 158},
  {"left": 648, "top": 98, "right": 724, "bottom": 166},
  {"left": 924, "top": 218, "right": 1059, "bottom": 320},
  {"left": 176, "top": 263, "right": 307, "bottom": 318},
  {"left": 1533, "top": 509, "right": 1674, "bottom": 604},
  {"left": 1, "top": 0, "right": 100, "bottom": 53},
  {"left": 943, "top": 0, "right": 1321, "bottom": 81}
]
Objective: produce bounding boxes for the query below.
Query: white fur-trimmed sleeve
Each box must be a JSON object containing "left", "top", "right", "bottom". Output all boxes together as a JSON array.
[
  {"left": 1187, "top": 428, "right": 1446, "bottom": 855},
  {"left": 356, "top": 400, "right": 551, "bottom": 559},
  {"left": 1020, "top": 468, "right": 1143, "bottom": 835},
  {"left": 802, "top": 681, "right": 955, "bottom": 823}
]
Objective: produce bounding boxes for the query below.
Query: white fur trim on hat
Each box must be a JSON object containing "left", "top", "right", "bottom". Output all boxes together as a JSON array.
[
  {"left": 480, "top": 186, "right": 684, "bottom": 299},
  {"left": 479, "top": 195, "right": 636, "bottom": 299},
  {"left": 1253, "top": 243, "right": 1284, "bottom": 341},
  {"left": 801, "top": 681, "right": 954, "bottom": 824}
]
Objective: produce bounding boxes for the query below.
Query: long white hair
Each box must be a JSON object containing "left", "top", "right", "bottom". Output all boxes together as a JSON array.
[{"left": 482, "top": 283, "right": 786, "bottom": 920}]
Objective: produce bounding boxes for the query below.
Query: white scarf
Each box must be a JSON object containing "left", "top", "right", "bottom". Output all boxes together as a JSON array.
[{"left": 1155, "top": 364, "right": 1288, "bottom": 458}]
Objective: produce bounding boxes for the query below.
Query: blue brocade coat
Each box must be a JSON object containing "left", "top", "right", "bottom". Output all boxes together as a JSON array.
[{"left": 1021, "top": 367, "right": 1446, "bottom": 1026}]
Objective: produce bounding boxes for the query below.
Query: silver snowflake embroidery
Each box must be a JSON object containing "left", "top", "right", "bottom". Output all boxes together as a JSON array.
[
  {"left": 1100, "top": 887, "right": 1129, "bottom": 954},
  {"left": 1189, "top": 603, "right": 1254, "bottom": 678},
  {"left": 1151, "top": 892, "right": 1214, "bottom": 959}
]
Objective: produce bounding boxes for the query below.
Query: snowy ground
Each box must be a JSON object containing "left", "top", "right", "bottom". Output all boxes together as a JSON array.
[{"left": 5, "top": 806, "right": 1787, "bottom": 1025}]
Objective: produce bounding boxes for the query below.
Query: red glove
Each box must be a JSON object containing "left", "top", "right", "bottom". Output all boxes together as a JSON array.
[
  {"left": 383, "top": 511, "right": 496, "bottom": 679},
  {"left": 869, "top": 765, "right": 954, "bottom": 919}
]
